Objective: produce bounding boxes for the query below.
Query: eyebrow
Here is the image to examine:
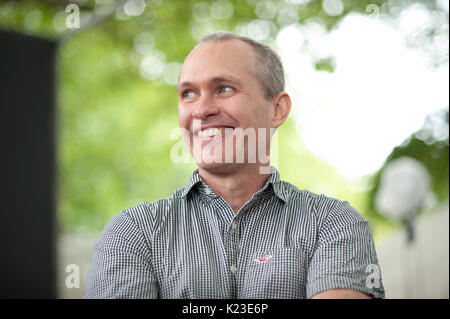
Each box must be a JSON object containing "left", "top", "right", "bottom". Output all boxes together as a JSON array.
[{"left": 177, "top": 76, "right": 243, "bottom": 92}]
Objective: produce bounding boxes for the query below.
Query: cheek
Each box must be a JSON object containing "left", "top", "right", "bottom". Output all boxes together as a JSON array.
[
  {"left": 257, "top": 101, "right": 273, "bottom": 126},
  {"left": 244, "top": 102, "right": 271, "bottom": 128},
  {"left": 178, "top": 106, "right": 190, "bottom": 127},
  {"left": 225, "top": 98, "right": 257, "bottom": 125}
]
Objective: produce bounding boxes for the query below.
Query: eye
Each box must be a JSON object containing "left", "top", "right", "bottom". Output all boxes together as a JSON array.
[
  {"left": 217, "top": 86, "right": 234, "bottom": 94},
  {"left": 181, "top": 90, "right": 196, "bottom": 100}
]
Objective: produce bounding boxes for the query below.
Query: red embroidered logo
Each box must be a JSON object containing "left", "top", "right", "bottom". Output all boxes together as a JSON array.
[{"left": 255, "top": 255, "right": 272, "bottom": 263}]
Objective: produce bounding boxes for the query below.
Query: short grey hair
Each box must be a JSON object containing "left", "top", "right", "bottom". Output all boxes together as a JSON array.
[{"left": 198, "top": 31, "right": 285, "bottom": 100}]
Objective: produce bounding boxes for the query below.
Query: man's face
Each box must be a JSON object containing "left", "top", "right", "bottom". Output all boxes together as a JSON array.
[{"left": 177, "top": 39, "right": 274, "bottom": 171}]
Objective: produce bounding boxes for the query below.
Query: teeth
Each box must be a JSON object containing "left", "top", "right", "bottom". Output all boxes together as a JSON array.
[{"left": 198, "top": 128, "right": 224, "bottom": 138}]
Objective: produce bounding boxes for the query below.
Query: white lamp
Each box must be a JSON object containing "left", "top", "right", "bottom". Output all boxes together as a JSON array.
[{"left": 375, "top": 156, "right": 431, "bottom": 242}]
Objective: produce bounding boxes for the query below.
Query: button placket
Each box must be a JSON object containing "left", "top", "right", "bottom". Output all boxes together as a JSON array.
[{"left": 227, "top": 216, "right": 242, "bottom": 282}]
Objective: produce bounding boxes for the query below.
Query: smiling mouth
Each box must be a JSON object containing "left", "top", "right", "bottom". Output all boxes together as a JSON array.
[{"left": 195, "top": 127, "right": 236, "bottom": 138}]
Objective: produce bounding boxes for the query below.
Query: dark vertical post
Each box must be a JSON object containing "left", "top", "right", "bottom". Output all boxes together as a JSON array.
[{"left": 0, "top": 30, "right": 58, "bottom": 298}]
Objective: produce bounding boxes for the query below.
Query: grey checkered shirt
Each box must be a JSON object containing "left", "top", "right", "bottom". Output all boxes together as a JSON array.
[{"left": 84, "top": 167, "right": 385, "bottom": 299}]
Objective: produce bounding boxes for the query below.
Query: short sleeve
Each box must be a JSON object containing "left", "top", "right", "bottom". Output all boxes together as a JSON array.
[
  {"left": 84, "top": 210, "right": 159, "bottom": 299},
  {"left": 306, "top": 200, "right": 385, "bottom": 299}
]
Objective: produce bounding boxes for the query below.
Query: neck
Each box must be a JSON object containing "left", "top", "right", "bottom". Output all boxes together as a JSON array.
[{"left": 198, "top": 163, "right": 271, "bottom": 214}]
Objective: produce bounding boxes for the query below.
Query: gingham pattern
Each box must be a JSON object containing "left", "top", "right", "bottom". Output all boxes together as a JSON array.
[{"left": 84, "top": 167, "right": 385, "bottom": 299}]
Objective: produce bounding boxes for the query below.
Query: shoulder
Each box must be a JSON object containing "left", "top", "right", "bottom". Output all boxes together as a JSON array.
[
  {"left": 278, "top": 180, "right": 366, "bottom": 226},
  {"left": 103, "top": 188, "right": 186, "bottom": 240},
  {"left": 94, "top": 203, "right": 154, "bottom": 255},
  {"left": 277, "top": 180, "right": 339, "bottom": 213}
]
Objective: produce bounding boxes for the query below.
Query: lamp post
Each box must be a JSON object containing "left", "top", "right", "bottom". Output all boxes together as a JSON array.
[{"left": 375, "top": 156, "right": 431, "bottom": 298}]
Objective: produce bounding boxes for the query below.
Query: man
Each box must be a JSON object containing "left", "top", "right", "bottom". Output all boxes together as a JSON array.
[{"left": 84, "top": 31, "right": 385, "bottom": 299}]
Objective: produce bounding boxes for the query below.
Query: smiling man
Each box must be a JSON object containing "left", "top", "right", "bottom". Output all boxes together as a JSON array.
[{"left": 84, "top": 32, "right": 385, "bottom": 299}]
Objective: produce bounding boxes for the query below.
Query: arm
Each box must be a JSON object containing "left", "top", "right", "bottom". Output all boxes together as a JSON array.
[
  {"left": 306, "top": 200, "right": 385, "bottom": 299},
  {"left": 84, "top": 210, "right": 158, "bottom": 299},
  {"left": 311, "top": 288, "right": 373, "bottom": 299}
]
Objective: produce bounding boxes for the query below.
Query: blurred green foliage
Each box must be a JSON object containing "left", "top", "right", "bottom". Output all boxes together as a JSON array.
[
  {"left": 367, "top": 108, "right": 449, "bottom": 224},
  {"left": 0, "top": 0, "right": 447, "bottom": 239}
]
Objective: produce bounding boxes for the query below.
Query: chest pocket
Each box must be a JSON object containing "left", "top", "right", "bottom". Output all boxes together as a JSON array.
[{"left": 239, "top": 246, "right": 309, "bottom": 299}]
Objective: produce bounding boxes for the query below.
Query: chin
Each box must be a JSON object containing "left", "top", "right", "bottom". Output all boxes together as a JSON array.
[
  {"left": 196, "top": 161, "right": 240, "bottom": 175},
  {"left": 197, "top": 160, "right": 231, "bottom": 170}
]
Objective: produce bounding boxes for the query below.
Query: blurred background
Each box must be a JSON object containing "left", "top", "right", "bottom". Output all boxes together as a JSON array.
[{"left": 0, "top": 0, "right": 448, "bottom": 299}]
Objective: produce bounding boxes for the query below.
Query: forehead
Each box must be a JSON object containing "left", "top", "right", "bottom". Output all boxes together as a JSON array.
[{"left": 179, "top": 39, "right": 256, "bottom": 84}]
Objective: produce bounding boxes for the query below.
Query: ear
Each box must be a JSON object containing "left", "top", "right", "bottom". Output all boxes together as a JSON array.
[{"left": 271, "top": 91, "right": 291, "bottom": 128}]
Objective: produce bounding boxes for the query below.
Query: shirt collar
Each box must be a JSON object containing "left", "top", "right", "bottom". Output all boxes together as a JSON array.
[{"left": 177, "top": 166, "right": 287, "bottom": 202}]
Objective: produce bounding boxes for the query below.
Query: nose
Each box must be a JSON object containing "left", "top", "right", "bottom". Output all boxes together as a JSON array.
[{"left": 192, "top": 93, "right": 220, "bottom": 120}]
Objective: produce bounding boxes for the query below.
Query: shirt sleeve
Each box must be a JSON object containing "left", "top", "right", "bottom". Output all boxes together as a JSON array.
[
  {"left": 306, "top": 200, "right": 385, "bottom": 299},
  {"left": 84, "top": 210, "right": 159, "bottom": 299}
]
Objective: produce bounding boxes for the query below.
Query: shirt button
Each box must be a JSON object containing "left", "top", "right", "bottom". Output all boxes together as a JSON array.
[
  {"left": 231, "top": 221, "right": 237, "bottom": 229},
  {"left": 230, "top": 265, "right": 238, "bottom": 274}
]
